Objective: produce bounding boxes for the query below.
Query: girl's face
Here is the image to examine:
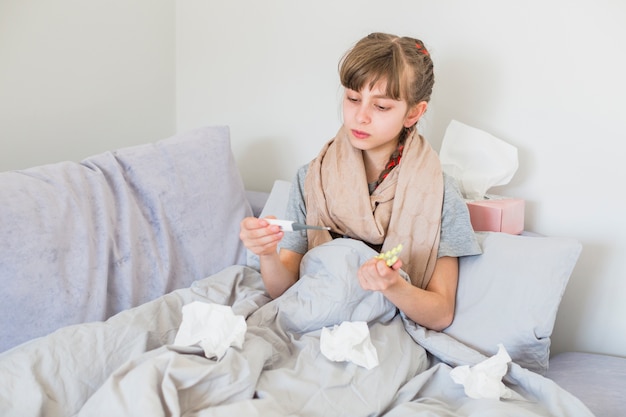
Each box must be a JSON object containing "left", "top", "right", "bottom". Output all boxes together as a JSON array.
[{"left": 342, "top": 81, "right": 421, "bottom": 156}]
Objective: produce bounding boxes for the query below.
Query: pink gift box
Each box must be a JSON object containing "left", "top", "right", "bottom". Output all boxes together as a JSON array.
[{"left": 466, "top": 198, "right": 525, "bottom": 235}]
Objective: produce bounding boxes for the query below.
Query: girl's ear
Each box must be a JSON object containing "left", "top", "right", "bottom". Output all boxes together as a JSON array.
[{"left": 404, "top": 101, "right": 428, "bottom": 127}]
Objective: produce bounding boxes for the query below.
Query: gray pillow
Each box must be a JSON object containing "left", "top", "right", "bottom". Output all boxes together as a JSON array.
[
  {"left": 0, "top": 126, "right": 252, "bottom": 352},
  {"left": 443, "top": 231, "right": 582, "bottom": 374}
]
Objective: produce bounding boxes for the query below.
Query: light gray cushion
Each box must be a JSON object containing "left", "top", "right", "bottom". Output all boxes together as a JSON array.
[
  {"left": 545, "top": 351, "right": 626, "bottom": 416},
  {"left": 245, "top": 190, "right": 270, "bottom": 217},
  {"left": 443, "top": 232, "right": 582, "bottom": 374},
  {"left": 258, "top": 180, "right": 292, "bottom": 220},
  {"left": 0, "top": 126, "right": 252, "bottom": 352}
]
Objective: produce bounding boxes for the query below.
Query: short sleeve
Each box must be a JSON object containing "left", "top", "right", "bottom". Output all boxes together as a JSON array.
[{"left": 438, "top": 173, "right": 482, "bottom": 258}]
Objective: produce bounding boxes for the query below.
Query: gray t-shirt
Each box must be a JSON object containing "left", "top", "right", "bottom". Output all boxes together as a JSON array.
[{"left": 279, "top": 164, "right": 482, "bottom": 258}]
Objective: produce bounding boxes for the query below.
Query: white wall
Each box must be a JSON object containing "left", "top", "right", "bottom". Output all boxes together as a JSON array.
[
  {"left": 177, "top": 0, "right": 626, "bottom": 357},
  {"left": 0, "top": 0, "right": 176, "bottom": 170}
]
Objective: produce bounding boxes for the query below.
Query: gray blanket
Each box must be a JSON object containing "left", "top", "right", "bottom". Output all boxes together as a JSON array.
[{"left": 0, "top": 239, "right": 592, "bottom": 416}]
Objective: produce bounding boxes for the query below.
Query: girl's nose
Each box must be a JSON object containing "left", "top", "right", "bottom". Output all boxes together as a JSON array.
[{"left": 356, "top": 104, "right": 371, "bottom": 124}]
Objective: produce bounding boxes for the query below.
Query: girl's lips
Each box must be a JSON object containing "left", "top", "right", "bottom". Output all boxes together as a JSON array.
[{"left": 351, "top": 129, "right": 370, "bottom": 139}]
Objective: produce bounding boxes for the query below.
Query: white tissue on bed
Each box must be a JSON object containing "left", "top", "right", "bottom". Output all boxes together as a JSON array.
[
  {"left": 173, "top": 301, "right": 247, "bottom": 360},
  {"left": 439, "top": 120, "right": 518, "bottom": 200},
  {"left": 450, "top": 343, "right": 513, "bottom": 400},
  {"left": 320, "top": 321, "right": 379, "bottom": 370}
]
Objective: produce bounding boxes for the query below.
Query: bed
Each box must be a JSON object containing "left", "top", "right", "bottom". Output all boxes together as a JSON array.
[{"left": 0, "top": 126, "right": 623, "bottom": 416}]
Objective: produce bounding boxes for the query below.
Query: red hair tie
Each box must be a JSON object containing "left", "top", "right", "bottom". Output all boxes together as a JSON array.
[{"left": 416, "top": 42, "right": 429, "bottom": 56}]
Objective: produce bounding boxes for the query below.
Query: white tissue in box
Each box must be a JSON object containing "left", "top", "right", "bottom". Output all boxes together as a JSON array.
[
  {"left": 174, "top": 301, "right": 246, "bottom": 360},
  {"left": 440, "top": 119, "right": 518, "bottom": 201}
]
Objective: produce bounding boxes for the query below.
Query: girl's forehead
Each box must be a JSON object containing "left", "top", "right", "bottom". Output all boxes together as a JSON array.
[
  {"left": 359, "top": 80, "right": 404, "bottom": 101},
  {"left": 368, "top": 79, "right": 389, "bottom": 93},
  {"left": 368, "top": 74, "right": 408, "bottom": 101},
  {"left": 365, "top": 75, "right": 388, "bottom": 88},
  {"left": 351, "top": 78, "right": 390, "bottom": 95},
  {"left": 343, "top": 70, "right": 407, "bottom": 101}
]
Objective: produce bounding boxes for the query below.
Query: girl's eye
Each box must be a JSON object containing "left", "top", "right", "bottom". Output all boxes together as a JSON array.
[
  {"left": 346, "top": 96, "right": 359, "bottom": 103},
  {"left": 375, "top": 104, "right": 389, "bottom": 111}
]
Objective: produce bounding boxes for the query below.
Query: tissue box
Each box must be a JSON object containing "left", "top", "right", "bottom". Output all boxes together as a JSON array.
[{"left": 466, "top": 198, "right": 525, "bottom": 235}]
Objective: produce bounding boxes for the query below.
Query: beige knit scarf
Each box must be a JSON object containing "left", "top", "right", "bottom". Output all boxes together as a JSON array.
[{"left": 304, "top": 126, "right": 443, "bottom": 289}]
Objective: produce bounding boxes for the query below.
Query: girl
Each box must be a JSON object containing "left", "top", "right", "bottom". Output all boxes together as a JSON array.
[{"left": 240, "top": 32, "right": 480, "bottom": 331}]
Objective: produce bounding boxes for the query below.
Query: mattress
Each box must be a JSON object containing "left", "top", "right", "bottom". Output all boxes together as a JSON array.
[{"left": 545, "top": 351, "right": 626, "bottom": 417}]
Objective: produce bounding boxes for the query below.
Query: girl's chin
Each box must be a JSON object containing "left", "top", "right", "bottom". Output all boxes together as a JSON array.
[
  {"left": 348, "top": 136, "right": 370, "bottom": 149},
  {"left": 351, "top": 142, "right": 381, "bottom": 155}
]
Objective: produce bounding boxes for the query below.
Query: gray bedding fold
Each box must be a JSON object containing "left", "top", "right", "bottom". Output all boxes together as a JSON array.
[{"left": 0, "top": 239, "right": 593, "bottom": 417}]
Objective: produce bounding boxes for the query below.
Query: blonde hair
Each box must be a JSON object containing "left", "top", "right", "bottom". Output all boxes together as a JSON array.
[{"left": 339, "top": 32, "right": 434, "bottom": 108}]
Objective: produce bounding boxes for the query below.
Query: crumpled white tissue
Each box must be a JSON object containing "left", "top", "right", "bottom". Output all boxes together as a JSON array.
[
  {"left": 450, "top": 343, "right": 513, "bottom": 400},
  {"left": 440, "top": 119, "right": 518, "bottom": 200},
  {"left": 320, "top": 321, "right": 379, "bottom": 370},
  {"left": 173, "top": 301, "right": 247, "bottom": 360}
]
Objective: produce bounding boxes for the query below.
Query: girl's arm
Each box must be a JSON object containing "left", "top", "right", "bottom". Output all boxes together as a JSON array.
[
  {"left": 358, "top": 256, "right": 459, "bottom": 331},
  {"left": 259, "top": 248, "right": 303, "bottom": 298},
  {"left": 240, "top": 216, "right": 303, "bottom": 298}
]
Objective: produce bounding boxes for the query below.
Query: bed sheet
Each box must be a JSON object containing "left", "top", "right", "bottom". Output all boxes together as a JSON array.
[{"left": 0, "top": 239, "right": 593, "bottom": 417}]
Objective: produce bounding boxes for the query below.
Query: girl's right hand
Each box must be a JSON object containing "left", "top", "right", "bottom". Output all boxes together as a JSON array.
[{"left": 239, "top": 216, "right": 284, "bottom": 256}]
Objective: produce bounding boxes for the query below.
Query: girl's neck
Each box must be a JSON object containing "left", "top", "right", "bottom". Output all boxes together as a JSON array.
[{"left": 363, "top": 142, "right": 398, "bottom": 183}]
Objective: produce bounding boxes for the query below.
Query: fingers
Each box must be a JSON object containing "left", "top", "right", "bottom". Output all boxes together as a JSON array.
[
  {"left": 239, "top": 217, "right": 284, "bottom": 256},
  {"left": 390, "top": 259, "right": 403, "bottom": 270},
  {"left": 359, "top": 258, "right": 401, "bottom": 291}
]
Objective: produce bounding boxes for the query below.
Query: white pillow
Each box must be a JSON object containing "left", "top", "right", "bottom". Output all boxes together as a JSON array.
[
  {"left": 443, "top": 231, "right": 582, "bottom": 374},
  {"left": 258, "top": 179, "right": 292, "bottom": 219}
]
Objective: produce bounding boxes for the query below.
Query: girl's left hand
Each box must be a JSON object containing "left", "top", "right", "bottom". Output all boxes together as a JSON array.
[{"left": 357, "top": 257, "right": 403, "bottom": 292}]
